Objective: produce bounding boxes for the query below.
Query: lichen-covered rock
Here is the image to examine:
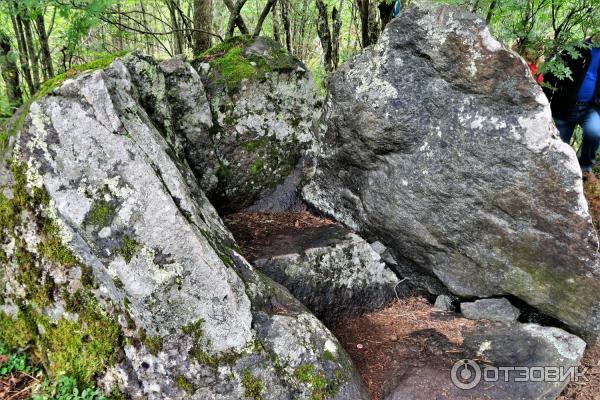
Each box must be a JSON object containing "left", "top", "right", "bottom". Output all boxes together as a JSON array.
[
  {"left": 0, "top": 53, "right": 368, "bottom": 399},
  {"left": 253, "top": 224, "right": 398, "bottom": 322},
  {"left": 192, "top": 36, "right": 321, "bottom": 211},
  {"left": 303, "top": 3, "right": 600, "bottom": 340}
]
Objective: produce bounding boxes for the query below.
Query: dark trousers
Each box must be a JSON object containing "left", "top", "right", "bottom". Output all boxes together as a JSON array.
[{"left": 555, "top": 104, "right": 600, "bottom": 171}]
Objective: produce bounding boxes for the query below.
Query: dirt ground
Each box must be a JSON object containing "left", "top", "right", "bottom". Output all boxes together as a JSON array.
[{"left": 223, "top": 210, "right": 336, "bottom": 260}]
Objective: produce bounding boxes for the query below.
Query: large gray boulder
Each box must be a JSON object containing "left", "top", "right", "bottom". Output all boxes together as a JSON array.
[
  {"left": 303, "top": 3, "right": 600, "bottom": 340},
  {"left": 191, "top": 36, "right": 321, "bottom": 212},
  {"left": 253, "top": 224, "right": 399, "bottom": 322},
  {"left": 0, "top": 54, "right": 368, "bottom": 399}
]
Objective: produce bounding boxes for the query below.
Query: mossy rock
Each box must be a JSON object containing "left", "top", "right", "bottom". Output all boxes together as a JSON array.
[
  {"left": 195, "top": 36, "right": 301, "bottom": 93},
  {"left": 189, "top": 36, "right": 319, "bottom": 212}
]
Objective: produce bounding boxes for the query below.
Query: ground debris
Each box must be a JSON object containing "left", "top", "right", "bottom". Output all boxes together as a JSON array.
[{"left": 224, "top": 210, "right": 336, "bottom": 260}]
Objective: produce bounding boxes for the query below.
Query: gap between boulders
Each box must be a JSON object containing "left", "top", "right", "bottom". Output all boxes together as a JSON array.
[{"left": 224, "top": 210, "right": 600, "bottom": 400}]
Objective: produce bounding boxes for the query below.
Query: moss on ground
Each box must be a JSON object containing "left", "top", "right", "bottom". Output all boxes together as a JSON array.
[
  {"left": 197, "top": 36, "right": 298, "bottom": 93},
  {"left": 0, "top": 310, "right": 35, "bottom": 349},
  {"left": 38, "top": 303, "right": 121, "bottom": 386}
]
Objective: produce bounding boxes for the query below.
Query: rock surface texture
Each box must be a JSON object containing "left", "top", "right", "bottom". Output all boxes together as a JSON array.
[
  {"left": 193, "top": 36, "right": 321, "bottom": 212},
  {"left": 253, "top": 224, "right": 398, "bottom": 322},
  {"left": 0, "top": 54, "right": 368, "bottom": 399},
  {"left": 385, "top": 321, "right": 586, "bottom": 400},
  {"left": 461, "top": 298, "right": 521, "bottom": 322},
  {"left": 302, "top": 3, "right": 600, "bottom": 340}
]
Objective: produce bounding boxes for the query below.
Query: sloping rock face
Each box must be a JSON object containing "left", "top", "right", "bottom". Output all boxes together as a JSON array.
[
  {"left": 191, "top": 36, "right": 320, "bottom": 212},
  {"left": 0, "top": 54, "right": 368, "bottom": 399},
  {"left": 302, "top": 3, "right": 600, "bottom": 340},
  {"left": 253, "top": 224, "right": 398, "bottom": 322}
]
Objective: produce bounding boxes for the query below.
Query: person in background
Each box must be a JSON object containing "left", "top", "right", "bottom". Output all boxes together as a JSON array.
[
  {"left": 524, "top": 49, "right": 544, "bottom": 84},
  {"left": 544, "top": 32, "right": 600, "bottom": 182},
  {"left": 393, "top": 0, "right": 401, "bottom": 17}
]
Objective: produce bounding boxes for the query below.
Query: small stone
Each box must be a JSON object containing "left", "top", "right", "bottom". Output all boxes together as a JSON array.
[
  {"left": 356, "top": 344, "right": 364, "bottom": 349},
  {"left": 433, "top": 295, "right": 454, "bottom": 312},
  {"left": 460, "top": 298, "right": 521, "bottom": 323}
]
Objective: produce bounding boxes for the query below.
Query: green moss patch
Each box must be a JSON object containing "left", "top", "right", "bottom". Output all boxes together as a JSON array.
[
  {"left": 119, "top": 235, "right": 139, "bottom": 263},
  {"left": 142, "top": 335, "right": 163, "bottom": 356},
  {"left": 38, "top": 299, "right": 121, "bottom": 386},
  {"left": 0, "top": 311, "right": 35, "bottom": 350},
  {"left": 241, "top": 370, "right": 264, "bottom": 400},
  {"left": 294, "top": 363, "right": 345, "bottom": 400},
  {"left": 175, "top": 375, "right": 194, "bottom": 393},
  {"left": 197, "top": 36, "right": 298, "bottom": 93},
  {"left": 84, "top": 200, "right": 114, "bottom": 228}
]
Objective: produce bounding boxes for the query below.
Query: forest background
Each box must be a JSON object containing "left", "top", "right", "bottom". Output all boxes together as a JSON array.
[{"left": 0, "top": 0, "right": 599, "bottom": 121}]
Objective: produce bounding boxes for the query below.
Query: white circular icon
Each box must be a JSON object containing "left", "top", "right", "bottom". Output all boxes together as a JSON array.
[{"left": 451, "top": 359, "right": 482, "bottom": 390}]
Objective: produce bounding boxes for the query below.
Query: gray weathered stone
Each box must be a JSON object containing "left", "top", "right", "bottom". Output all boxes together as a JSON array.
[
  {"left": 253, "top": 224, "right": 399, "bottom": 321},
  {"left": 0, "top": 53, "right": 368, "bottom": 399},
  {"left": 461, "top": 298, "right": 521, "bottom": 322},
  {"left": 302, "top": 3, "right": 600, "bottom": 340},
  {"left": 191, "top": 36, "right": 321, "bottom": 211},
  {"left": 385, "top": 321, "right": 586, "bottom": 400},
  {"left": 433, "top": 295, "right": 455, "bottom": 312}
]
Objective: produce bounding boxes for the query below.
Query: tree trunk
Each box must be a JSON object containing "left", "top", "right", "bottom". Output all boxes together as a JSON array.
[
  {"left": 272, "top": 2, "right": 281, "bottom": 42},
  {"left": 35, "top": 13, "right": 54, "bottom": 80},
  {"left": 315, "top": 0, "right": 333, "bottom": 71},
  {"left": 378, "top": 0, "right": 394, "bottom": 31},
  {"left": 253, "top": 0, "right": 278, "bottom": 37},
  {"left": 368, "top": 0, "right": 379, "bottom": 44},
  {"left": 193, "top": 0, "right": 212, "bottom": 53},
  {"left": 486, "top": 0, "right": 498, "bottom": 24},
  {"left": 11, "top": 13, "right": 34, "bottom": 94},
  {"left": 331, "top": 1, "right": 343, "bottom": 69},
  {"left": 167, "top": 0, "right": 184, "bottom": 54},
  {"left": 357, "top": 0, "right": 370, "bottom": 47},
  {"left": 280, "top": 0, "right": 292, "bottom": 52},
  {"left": 22, "top": 17, "right": 40, "bottom": 90},
  {"left": 226, "top": 0, "right": 248, "bottom": 39},
  {"left": 0, "top": 31, "right": 23, "bottom": 109},
  {"left": 222, "top": 0, "right": 250, "bottom": 35}
]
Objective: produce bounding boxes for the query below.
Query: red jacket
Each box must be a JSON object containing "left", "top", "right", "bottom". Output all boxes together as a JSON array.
[{"left": 528, "top": 63, "right": 544, "bottom": 84}]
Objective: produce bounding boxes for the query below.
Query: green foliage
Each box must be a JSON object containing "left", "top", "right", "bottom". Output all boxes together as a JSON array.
[
  {"left": 33, "top": 375, "right": 108, "bottom": 400},
  {"left": 0, "top": 341, "right": 31, "bottom": 376}
]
